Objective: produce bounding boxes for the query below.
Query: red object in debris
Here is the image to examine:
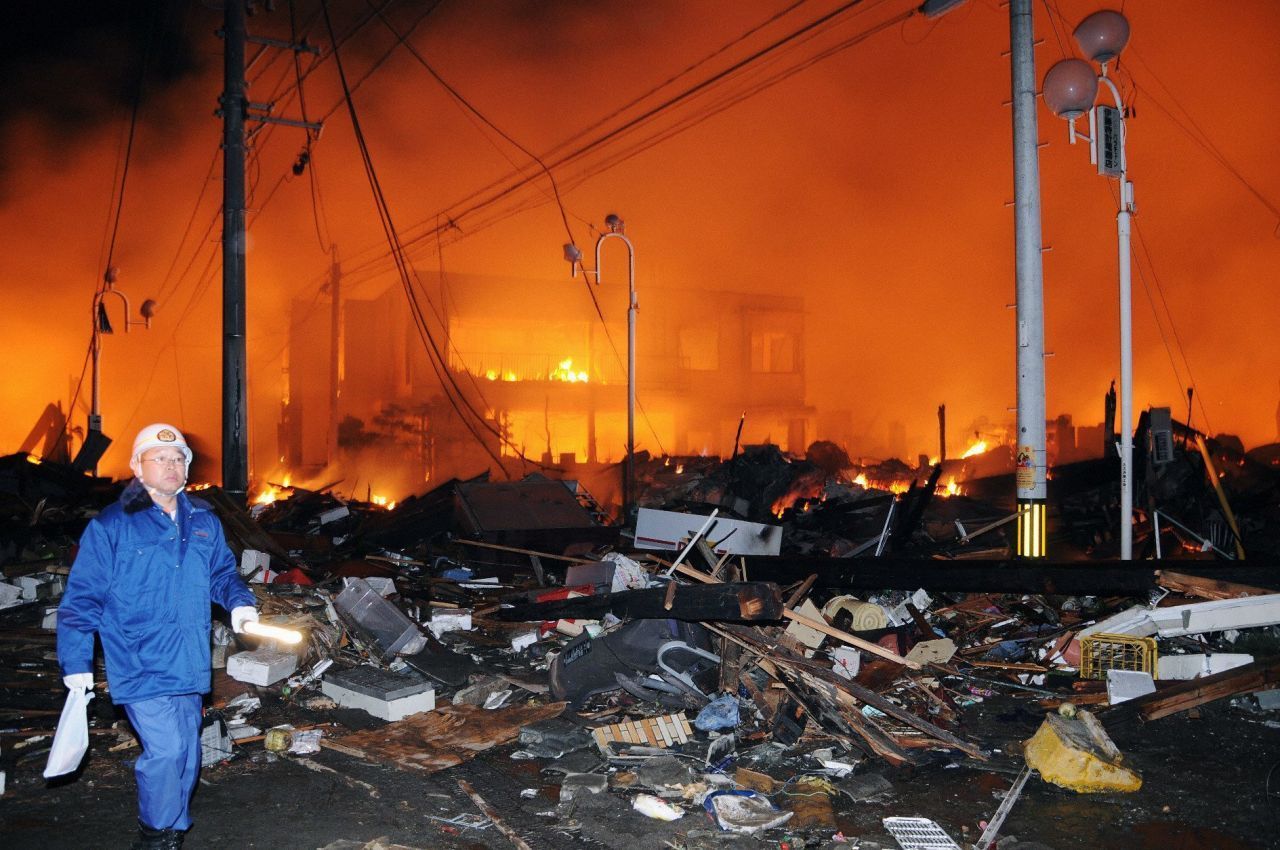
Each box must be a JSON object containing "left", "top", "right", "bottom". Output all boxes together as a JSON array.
[
  {"left": 272, "top": 567, "right": 313, "bottom": 585},
  {"left": 535, "top": 584, "right": 593, "bottom": 602}
]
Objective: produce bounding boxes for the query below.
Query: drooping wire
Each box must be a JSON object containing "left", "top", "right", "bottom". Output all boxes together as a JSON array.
[
  {"left": 320, "top": 0, "right": 537, "bottom": 473},
  {"left": 366, "top": 0, "right": 577, "bottom": 247},
  {"left": 58, "top": 0, "right": 161, "bottom": 457}
]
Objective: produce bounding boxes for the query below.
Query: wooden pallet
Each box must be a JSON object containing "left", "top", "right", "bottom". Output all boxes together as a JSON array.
[{"left": 592, "top": 713, "right": 692, "bottom": 751}]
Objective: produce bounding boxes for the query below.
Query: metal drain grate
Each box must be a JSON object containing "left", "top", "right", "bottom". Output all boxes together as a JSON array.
[{"left": 883, "top": 816, "right": 963, "bottom": 849}]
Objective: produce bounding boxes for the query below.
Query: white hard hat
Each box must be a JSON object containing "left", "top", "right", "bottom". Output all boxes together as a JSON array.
[{"left": 131, "top": 423, "right": 193, "bottom": 469}]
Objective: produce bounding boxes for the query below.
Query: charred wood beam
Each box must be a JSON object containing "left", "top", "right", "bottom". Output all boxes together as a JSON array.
[
  {"left": 736, "top": 557, "right": 1280, "bottom": 596},
  {"left": 493, "top": 581, "right": 784, "bottom": 623}
]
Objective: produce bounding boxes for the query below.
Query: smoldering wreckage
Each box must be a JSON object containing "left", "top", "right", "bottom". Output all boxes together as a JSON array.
[{"left": 2, "top": 423, "right": 1280, "bottom": 849}]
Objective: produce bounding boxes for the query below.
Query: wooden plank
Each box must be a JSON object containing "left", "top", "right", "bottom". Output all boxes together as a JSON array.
[
  {"left": 494, "top": 580, "right": 784, "bottom": 623},
  {"left": 1103, "top": 656, "right": 1280, "bottom": 722},
  {"left": 1155, "top": 570, "right": 1272, "bottom": 600},
  {"left": 669, "top": 561, "right": 918, "bottom": 668}
]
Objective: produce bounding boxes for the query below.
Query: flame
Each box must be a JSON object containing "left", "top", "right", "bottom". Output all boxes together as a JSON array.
[
  {"left": 936, "top": 476, "right": 962, "bottom": 497},
  {"left": 960, "top": 440, "right": 988, "bottom": 459},
  {"left": 25, "top": 454, "right": 41, "bottom": 465},
  {"left": 370, "top": 494, "right": 397, "bottom": 510},
  {"left": 549, "top": 358, "right": 589, "bottom": 383},
  {"left": 853, "top": 473, "right": 869, "bottom": 488},
  {"left": 485, "top": 369, "right": 498, "bottom": 381},
  {"left": 253, "top": 479, "right": 291, "bottom": 507},
  {"left": 675, "top": 463, "right": 684, "bottom": 474}
]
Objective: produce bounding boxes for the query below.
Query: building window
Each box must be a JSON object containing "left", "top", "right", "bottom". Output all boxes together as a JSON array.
[{"left": 750, "top": 331, "right": 796, "bottom": 373}]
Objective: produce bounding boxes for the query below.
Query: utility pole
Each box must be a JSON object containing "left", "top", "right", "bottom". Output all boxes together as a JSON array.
[
  {"left": 937, "top": 403, "right": 946, "bottom": 464},
  {"left": 1010, "top": 0, "right": 1048, "bottom": 557},
  {"left": 221, "top": 0, "right": 249, "bottom": 503},
  {"left": 219, "top": 3, "right": 321, "bottom": 502},
  {"left": 327, "top": 246, "right": 341, "bottom": 461}
]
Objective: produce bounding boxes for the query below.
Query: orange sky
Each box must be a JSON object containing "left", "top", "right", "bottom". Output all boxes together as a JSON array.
[{"left": 2, "top": 0, "right": 1278, "bottom": 484}]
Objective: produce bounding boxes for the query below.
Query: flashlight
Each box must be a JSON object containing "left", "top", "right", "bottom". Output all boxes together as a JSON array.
[{"left": 242, "top": 620, "right": 303, "bottom": 645}]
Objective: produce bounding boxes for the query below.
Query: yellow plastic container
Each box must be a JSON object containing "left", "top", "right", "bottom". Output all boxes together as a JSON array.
[{"left": 1079, "top": 633, "right": 1157, "bottom": 680}]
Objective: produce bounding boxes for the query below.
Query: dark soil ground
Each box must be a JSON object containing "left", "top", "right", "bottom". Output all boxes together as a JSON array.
[{"left": 5, "top": 601, "right": 1280, "bottom": 850}]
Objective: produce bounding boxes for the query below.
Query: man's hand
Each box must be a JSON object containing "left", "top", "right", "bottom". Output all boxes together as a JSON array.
[
  {"left": 231, "top": 606, "right": 259, "bottom": 635},
  {"left": 63, "top": 672, "right": 94, "bottom": 691}
]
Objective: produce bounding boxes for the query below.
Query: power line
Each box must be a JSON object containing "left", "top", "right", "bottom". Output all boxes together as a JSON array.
[{"left": 320, "top": 0, "right": 528, "bottom": 474}]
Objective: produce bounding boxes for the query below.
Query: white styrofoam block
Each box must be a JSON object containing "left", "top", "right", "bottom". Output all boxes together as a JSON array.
[
  {"left": 1106, "top": 669, "right": 1156, "bottom": 705},
  {"left": 511, "top": 631, "right": 539, "bottom": 653},
  {"left": 41, "top": 606, "right": 58, "bottom": 630},
  {"left": 15, "top": 575, "right": 51, "bottom": 600},
  {"left": 0, "top": 582, "right": 22, "bottom": 608},
  {"left": 321, "top": 679, "right": 435, "bottom": 721},
  {"left": 318, "top": 505, "right": 350, "bottom": 525},
  {"left": 1157, "top": 653, "right": 1253, "bottom": 680},
  {"left": 239, "top": 549, "right": 271, "bottom": 578},
  {"left": 226, "top": 649, "right": 298, "bottom": 686},
  {"left": 428, "top": 611, "right": 472, "bottom": 638}
]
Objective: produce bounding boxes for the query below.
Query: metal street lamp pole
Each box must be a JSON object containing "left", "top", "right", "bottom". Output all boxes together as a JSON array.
[
  {"left": 565, "top": 214, "right": 636, "bottom": 523},
  {"left": 1043, "top": 10, "right": 1135, "bottom": 558},
  {"left": 88, "top": 268, "right": 154, "bottom": 473}
]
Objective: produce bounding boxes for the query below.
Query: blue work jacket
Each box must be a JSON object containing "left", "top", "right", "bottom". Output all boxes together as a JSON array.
[{"left": 57, "top": 479, "right": 255, "bottom": 704}]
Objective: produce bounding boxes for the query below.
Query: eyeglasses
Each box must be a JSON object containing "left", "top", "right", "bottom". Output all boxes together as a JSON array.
[{"left": 143, "top": 456, "right": 186, "bottom": 469}]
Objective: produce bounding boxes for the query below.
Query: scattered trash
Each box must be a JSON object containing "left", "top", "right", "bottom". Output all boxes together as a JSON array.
[
  {"left": 704, "top": 789, "right": 794, "bottom": 834},
  {"left": 632, "top": 792, "right": 685, "bottom": 821}
]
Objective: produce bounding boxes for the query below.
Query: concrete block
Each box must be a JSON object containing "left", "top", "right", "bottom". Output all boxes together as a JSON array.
[
  {"left": 226, "top": 649, "right": 297, "bottom": 686},
  {"left": 321, "top": 665, "right": 435, "bottom": 721}
]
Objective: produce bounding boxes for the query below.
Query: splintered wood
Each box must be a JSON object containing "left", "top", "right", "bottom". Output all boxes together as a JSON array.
[{"left": 592, "top": 713, "right": 692, "bottom": 751}]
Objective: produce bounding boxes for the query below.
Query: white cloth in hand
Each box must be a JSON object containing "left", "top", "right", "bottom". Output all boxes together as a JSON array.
[
  {"left": 63, "top": 672, "right": 94, "bottom": 691},
  {"left": 231, "top": 606, "right": 259, "bottom": 634}
]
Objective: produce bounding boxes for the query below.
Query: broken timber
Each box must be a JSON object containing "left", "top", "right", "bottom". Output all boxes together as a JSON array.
[
  {"left": 1103, "top": 655, "right": 1280, "bottom": 723},
  {"left": 494, "top": 581, "right": 783, "bottom": 623},
  {"left": 733, "top": 557, "right": 1280, "bottom": 596}
]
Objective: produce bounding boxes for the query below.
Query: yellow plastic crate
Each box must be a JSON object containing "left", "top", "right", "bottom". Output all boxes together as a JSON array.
[{"left": 1079, "top": 633, "right": 1157, "bottom": 680}]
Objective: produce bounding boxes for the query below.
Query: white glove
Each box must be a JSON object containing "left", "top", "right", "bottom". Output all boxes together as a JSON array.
[
  {"left": 231, "top": 606, "right": 259, "bottom": 635},
  {"left": 63, "top": 672, "right": 94, "bottom": 691}
]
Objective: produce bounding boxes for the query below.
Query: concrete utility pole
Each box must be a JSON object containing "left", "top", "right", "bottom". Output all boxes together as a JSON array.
[
  {"left": 221, "top": 0, "right": 249, "bottom": 502},
  {"left": 1010, "top": 0, "right": 1048, "bottom": 557},
  {"left": 219, "top": 2, "right": 321, "bottom": 501},
  {"left": 327, "top": 246, "right": 341, "bottom": 461}
]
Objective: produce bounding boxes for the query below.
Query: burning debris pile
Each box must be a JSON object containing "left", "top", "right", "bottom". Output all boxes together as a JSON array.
[{"left": 2, "top": 431, "right": 1280, "bottom": 848}]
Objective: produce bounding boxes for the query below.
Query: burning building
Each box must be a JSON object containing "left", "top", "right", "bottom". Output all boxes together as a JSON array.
[{"left": 279, "top": 271, "right": 813, "bottom": 495}]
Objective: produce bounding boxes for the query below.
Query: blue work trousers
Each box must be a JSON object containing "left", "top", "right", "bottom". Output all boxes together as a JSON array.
[{"left": 123, "top": 693, "right": 203, "bottom": 831}]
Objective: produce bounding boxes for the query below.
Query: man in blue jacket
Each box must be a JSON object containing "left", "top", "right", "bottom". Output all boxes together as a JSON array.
[{"left": 58, "top": 423, "right": 258, "bottom": 849}]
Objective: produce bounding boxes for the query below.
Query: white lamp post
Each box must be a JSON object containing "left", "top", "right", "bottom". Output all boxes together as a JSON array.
[
  {"left": 89, "top": 267, "right": 156, "bottom": 473},
  {"left": 564, "top": 213, "right": 637, "bottom": 522},
  {"left": 1043, "top": 9, "right": 1136, "bottom": 559}
]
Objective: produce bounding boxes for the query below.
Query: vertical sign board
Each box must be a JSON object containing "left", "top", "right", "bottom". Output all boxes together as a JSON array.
[{"left": 1097, "top": 105, "right": 1124, "bottom": 178}]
